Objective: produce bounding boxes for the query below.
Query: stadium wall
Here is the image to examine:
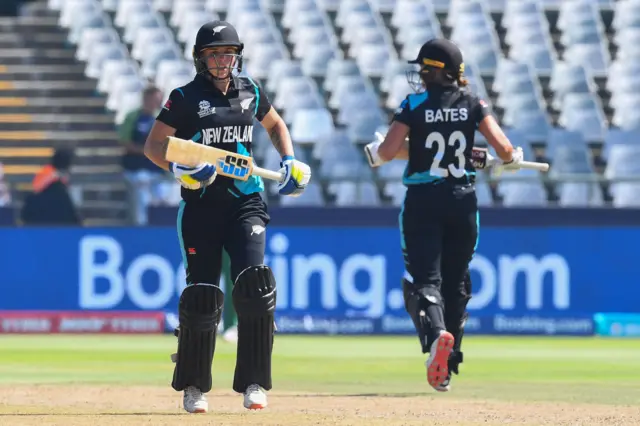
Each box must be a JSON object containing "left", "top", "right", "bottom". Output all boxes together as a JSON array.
[{"left": 1, "top": 207, "right": 638, "bottom": 336}]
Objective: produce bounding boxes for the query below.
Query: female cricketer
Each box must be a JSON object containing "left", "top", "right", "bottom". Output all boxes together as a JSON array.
[
  {"left": 365, "top": 38, "right": 522, "bottom": 392},
  {"left": 144, "top": 20, "right": 311, "bottom": 413}
]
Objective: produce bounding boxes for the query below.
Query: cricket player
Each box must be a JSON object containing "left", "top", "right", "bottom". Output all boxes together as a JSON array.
[
  {"left": 365, "top": 39, "right": 522, "bottom": 392},
  {"left": 144, "top": 20, "right": 311, "bottom": 413}
]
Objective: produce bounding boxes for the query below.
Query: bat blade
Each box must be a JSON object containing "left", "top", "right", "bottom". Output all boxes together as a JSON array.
[
  {"left": 164, "top": 136, "right": 285, "bottom": 182},
  {"left": 164, "top": 136, "right": 254, "bottom": 181}
]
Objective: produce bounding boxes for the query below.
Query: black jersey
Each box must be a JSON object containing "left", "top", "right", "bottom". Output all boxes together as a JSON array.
[
  {"left": 157, "top": 74, "right": 271, "bottom": 202},
  {"left": 393, "top": 85, "right": 490, "bottom": 186}
]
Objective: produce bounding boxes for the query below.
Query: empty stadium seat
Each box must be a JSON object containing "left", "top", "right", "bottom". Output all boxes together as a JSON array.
[
  {"left": 328, "top": 182, "right": 381, "bottom": 206},
  {"left": 605, "top": 145, "right": 640, "bottom": 180},
  {"left": 610, "top": 183, "right": 640, "bottom": 207},
  {"left": 300, "top": 45, "right": 342, "bottom": 78},
  {"left": 279, "top": 182, "right": 324, "bottom": 206},
  {"left": 41, "top": 0, "right": 638, "bottom": 209},
  {"left": 290, "top": 108, "right": 335, "bottom": 144},
  {"left": 323, "top": 59, "right": 362, "bottom": 93},
  {"left": 98, "top": 59, "right": 139, "bottom": 94},
  {"left": 312, "top": 130, "right": 353, "bottom": 161},
  {"left": 557, "top": 182, "right": 604, "bottom": 207},
  {"left": 498, "top": 182, "right": 548, "bottom": 207},
  {"left": 274, "top": 76, "right": 321, "bottom": 111}
]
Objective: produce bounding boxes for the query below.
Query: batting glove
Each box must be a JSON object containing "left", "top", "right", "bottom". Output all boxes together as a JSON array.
[
  {"left": 170, "top": 162, "right": 217, "bottom": 190},
  {"left": 277, "top": 155, "right": 311, "bottom": 197},
  {"left": 492, "top": 147, "right": 524, "bottom": 177},
  {"left": 364, "top": 132, "right": 388, "bottom": 167}
]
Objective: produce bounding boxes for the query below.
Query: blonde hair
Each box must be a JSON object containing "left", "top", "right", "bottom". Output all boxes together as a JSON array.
[{"left": 457, "top": 75, "right": 469, "bottom": 87}]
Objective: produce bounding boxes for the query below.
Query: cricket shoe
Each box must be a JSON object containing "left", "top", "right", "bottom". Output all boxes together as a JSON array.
[
  {"left": 243, "top": 384, "right": 267, "bottom": 410},
  {"left": 183, "top": 386, "right": 208, "bottom": 413},
  {"left": 426, "top": 330, "right": 455, "bottom": 391},
  {"left": 434, "top": 375, "right": 451, "bottom": 392}
]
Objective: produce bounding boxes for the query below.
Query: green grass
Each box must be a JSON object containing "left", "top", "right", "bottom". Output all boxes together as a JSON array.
[{"left": 0, "top": 335, "right": 638, "bottom": 406}]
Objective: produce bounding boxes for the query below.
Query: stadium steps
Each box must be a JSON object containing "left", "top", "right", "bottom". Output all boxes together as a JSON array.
[
  {"left": 0, "top": 96, "right": 107, "bottom": 114},
  {"left": 0, "top": 2, "right": 130, "bottom": 224}
]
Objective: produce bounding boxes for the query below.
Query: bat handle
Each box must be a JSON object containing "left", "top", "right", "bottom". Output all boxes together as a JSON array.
[
  {"left": 519, "top": 161, "right": 550, "bottom": 172},
  {"left": 253, "top": 166, "right": 285, "bottom": 182}
]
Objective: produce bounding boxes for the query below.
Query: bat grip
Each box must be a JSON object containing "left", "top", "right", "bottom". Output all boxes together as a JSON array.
[
  {"left": 253, "top": 166, "right": 284, "bottom": 182},
  {"left": 519, "top": 161, "right": 550, "bottom": 172}
]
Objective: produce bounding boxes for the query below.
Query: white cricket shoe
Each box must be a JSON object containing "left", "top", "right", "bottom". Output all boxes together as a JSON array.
[
  {"left": 426, "top": 330, "right": 455, "bottom": 391},
  {"left": 183, "top": 386, "right": 208, "bottom": 413},
  {"left": 243, "top": 383, "right": 267, "bottom": 410}
]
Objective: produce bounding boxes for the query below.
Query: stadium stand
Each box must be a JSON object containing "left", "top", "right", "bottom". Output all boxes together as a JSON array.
[{"left": 1, "top": 0, "right": 639, "bottom": 224}]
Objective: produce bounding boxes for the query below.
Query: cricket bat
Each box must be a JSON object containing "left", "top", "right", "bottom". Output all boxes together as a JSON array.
[
  {"left": 162, "top": 136, "right": 284, "bottom": 182},
  {"left": 471, "top": 147, "right": 550, "bottom": 172},
  {"left": 373, "top": 132, "right": 550, "bottom": 172}
]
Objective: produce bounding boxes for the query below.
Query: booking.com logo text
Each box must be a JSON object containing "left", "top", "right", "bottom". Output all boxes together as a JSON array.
[{"left": 78, "top": 233, "right": 571, "bottom": 314}]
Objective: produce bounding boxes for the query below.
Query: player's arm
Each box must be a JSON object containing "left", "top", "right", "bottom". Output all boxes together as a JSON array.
[
  {"left": 378, "top": 121, "right": 410, "bottom": 161},
  {"left": 144, "top": 89, "right": 216, "bottom": 186},
  {"left": 478, "top": 116, "right": 514, "bottom": 162},
  {"left": 259, "top": 107, "right": 295, "bottom": 158},
  {"left": 253, "top": 81, "right": 310, "bottom": 195},
  {"left": 474, "top": 98, "right": 514, "bottom": 162},
  {"left": 365, "top": 97, "right": 411, "bottom": 167},
  {"left": 144, "top": 89, "right": 184, "bottom": 171},
  {"left": 144, "top": 120, "right": 176, "bottom": 171}
]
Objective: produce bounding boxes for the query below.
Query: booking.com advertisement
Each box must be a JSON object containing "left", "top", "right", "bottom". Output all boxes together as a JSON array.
[{"left": 0, "top": 226, "right": 636, "bottom": 336}]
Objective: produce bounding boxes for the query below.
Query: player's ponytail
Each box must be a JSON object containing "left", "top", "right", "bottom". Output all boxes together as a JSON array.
[{"left": 457, "top": 75, "right": 469, "bottom": 87}]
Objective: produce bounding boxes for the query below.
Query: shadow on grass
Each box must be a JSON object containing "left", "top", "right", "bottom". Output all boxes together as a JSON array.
[
  {"left": 0, "top": 413, "right": 185, "bottom": 416},
  {"left": 287, "top": 392, "right": 432, "bottom": 398}
]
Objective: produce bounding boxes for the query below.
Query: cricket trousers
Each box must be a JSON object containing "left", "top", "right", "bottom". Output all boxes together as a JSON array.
[
  {"left": 177, "top": 191, "right": 270, "bottom": 286},
  {"left": 400, "top": 181, "right": 478, "bottom": 347}
]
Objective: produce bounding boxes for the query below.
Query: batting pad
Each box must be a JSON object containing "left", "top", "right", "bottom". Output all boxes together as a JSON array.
[
  {"left": 171, "top": 284, "right": 224, "bottom": 393},
  {"left": 232, "top": 265, "right": 277, "bottom": 393}
]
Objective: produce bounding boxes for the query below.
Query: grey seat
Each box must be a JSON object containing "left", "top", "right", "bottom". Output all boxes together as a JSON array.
[
  {"left": 557, "top": 183, "right": 604, "bottom": 207},
  {"left": 280, "top": 183, "right": 324, "bottom": 206},
  {"left": 328, "top": 182, "right": 381, "bottom": 206},
  {"left": 290, "top": 108, "right": 336, "bottom": 144},
  {"left": 323, "top": 59, "right": 362, "bottom": 93}
]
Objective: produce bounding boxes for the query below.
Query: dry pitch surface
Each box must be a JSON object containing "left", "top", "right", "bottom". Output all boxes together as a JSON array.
[
  {"left": 0, "top": 335, "right": 638, "bottom": 425},
  {"left": 2, "top": 385, "right": 639, "bottom": 426}
]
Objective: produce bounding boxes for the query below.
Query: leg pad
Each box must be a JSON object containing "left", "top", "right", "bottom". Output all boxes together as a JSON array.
[
  {"left": 171, "top": 284, "right": 224, "bottom": 393},
  {"left": 232, "top": 265, "right": 277, "bottom": 393},
  {"left": 403, "top": 278, "right": 445, "bottom": 353}
]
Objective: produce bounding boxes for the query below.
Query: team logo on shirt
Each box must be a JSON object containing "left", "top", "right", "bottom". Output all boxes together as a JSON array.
[
  {"left": 240, "top": 97, "right": 254, "bottom": 113},
  {"left": 198, "top": 100, "right": 216, "bottom": 118}
]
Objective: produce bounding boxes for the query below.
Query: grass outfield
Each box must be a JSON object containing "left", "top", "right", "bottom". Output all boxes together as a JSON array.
[{"left": 0, "top": 334, "right": 638, "bottom": 406}]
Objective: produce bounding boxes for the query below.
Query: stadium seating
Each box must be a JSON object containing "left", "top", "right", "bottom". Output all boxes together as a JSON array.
[{"left": 4, "top": 0, "right": 631, "bottom": 215}]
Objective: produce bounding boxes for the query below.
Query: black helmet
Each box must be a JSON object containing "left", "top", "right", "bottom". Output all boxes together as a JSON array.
[
  {"left": 406, "top": 38, "right": 465, "bottom": 91},
  {"left": 192, "top": 20, "right": 244, "bottom": 79}
]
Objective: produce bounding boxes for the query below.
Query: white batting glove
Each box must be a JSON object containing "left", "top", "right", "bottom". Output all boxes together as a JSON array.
[
  {"left": 170, "top": 162, "right": 217, "bottom": 190},
  {"left": 364, "top": 132, "right": 388, "bottom": 167},
  {"left": 492, "top": 147, "right": 524, "bottom": 177},
  {"left": 277, "top": 156, "right": 311, "bottom": 197}
]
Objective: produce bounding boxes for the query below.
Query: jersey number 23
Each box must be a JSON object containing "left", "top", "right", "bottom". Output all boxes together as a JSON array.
[{"left": 426, "top": 130, "right": 467, "bottom": 178}]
